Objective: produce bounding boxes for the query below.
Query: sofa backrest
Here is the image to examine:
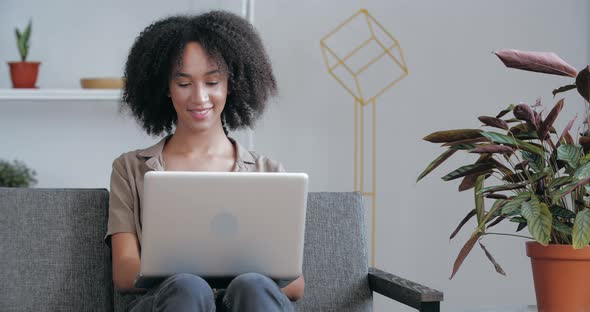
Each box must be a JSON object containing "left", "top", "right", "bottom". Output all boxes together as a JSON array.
[
  {"left": 294, "top": 192, "right": 372, "bottom": 312},
  {"left": 1, "top": 189, "right": 371, "bottom": 312},
  {"left": 0, "top": 188, "right": 113, "bottom": 312}
]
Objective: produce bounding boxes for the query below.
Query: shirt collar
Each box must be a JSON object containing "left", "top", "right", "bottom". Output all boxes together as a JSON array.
[{"left": 137, "top": 135, "right": 255, "bottom": 171}]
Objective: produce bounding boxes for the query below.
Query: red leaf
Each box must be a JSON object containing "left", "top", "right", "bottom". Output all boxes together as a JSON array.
[
  {"left": 495, "top": 49, "right": 577, "bottom": 77},
  {"left": 478, "top": 116, "right": 509, "bottom": 130},
  {"left": 577, "top": 66, "right": 589, "bottom": 102},
  {"left": 470, "top": 145, "right": 515, "bottom": 154},
  {"left": 558, "top": 114, "right": 577, "bottom": 147},
  {"left": 479, "top": 241, "right": 507, "bottom": 276},
  {"left": 539, "top": 99, "right": 564, "bottom": 139},
  {"left": 450, "top": 233, "right": 482, "bottom": 279},
  {"left": 513, "top": 104, "right": 537, "bottom": 128},
  {"left": 450, "top": 209, "right": 477, "bottom": 240}
]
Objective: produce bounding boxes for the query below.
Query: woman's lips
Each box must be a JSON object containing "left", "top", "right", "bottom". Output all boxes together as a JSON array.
[{"left": 188, "top": 108, "right": 212, "bottom": 120}]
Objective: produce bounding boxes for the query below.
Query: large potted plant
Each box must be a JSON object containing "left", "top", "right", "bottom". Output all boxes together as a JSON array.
[
  {"left": 7, "top": 19, "right": 40, "bottom": 88},
  {"left": 418, "top": 50, "right": 590, "bottom": 311}
]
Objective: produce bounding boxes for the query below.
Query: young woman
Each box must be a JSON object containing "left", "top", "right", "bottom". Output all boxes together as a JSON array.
[{"left": 105, "top": 11, "right": 303, "bottom": 312}]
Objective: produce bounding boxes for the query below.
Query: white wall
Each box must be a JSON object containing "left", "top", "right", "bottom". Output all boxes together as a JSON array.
[
  {"left": 252, "top": 1, "right": 589, "bottom": 311},
  {"left": 0, "top": 0, "right": 243, "bottom": 188},
  {"left": 1, "top": 0, "right": 589, "bottom": 311}
]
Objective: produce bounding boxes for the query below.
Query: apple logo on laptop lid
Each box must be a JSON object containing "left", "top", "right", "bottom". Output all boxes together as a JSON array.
[{"left": 210, "top": 212, "right": 238, "bottom": 238}]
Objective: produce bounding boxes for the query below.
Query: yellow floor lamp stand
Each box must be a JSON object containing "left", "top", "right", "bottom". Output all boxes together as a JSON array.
[{"left": 320, "top": 9, "right": 408, "bottom": 266}]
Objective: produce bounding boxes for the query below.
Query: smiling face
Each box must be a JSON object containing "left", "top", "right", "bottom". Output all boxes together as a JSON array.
[{"left": 168, "top": 42, "right": 229, "bottom": 134}]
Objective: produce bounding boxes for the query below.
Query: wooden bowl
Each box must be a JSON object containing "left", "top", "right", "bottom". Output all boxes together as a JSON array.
[{"left": 80, "top": 77, "right": 124, "bottom": 89}]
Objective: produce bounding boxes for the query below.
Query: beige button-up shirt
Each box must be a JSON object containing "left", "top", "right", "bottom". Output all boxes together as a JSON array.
[{"left": 105, "top": 136, "right": 285, "bottom": 245}]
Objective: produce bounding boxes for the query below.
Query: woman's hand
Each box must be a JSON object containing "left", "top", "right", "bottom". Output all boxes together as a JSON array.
[{"left": 281, "top": 275, "right": 305, "bottom": 301}]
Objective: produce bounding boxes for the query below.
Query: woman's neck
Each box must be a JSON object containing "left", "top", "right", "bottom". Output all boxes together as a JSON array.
[{"left": 165, "top": 125, "right": 232, "bottom": 157}]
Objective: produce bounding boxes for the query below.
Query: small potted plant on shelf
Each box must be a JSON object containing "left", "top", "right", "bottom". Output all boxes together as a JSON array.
[
  {"left": 7, "top": 19, "right": 41, "bottom": 88},
  {"left": 418, "top": 50, "right": 589, "bottom": 311},
  {"left": 0, "top": 159, "right": 37, "bottom": 187}
]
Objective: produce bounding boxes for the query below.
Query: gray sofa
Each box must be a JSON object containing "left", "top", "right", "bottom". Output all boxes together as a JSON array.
[{"left": 1, "top": 188, "right": 443, "bottom": 311}]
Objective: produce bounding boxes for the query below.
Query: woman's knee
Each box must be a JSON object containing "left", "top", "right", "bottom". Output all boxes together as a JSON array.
[
  {"left": 155, "top": 273, "right": 214, "bottom": 303},
  {"left": 227, "top": 272, "right": 276, "bottom": 294}
]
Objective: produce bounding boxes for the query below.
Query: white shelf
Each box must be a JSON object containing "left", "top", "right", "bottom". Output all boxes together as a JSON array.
[{"left": 0, "top": 89, "right": 121, "bottom": 101}]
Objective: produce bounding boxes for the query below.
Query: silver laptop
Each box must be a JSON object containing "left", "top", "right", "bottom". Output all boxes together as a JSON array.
[{"left": 135, "top": 171, "right": 308, "bottom": 288}]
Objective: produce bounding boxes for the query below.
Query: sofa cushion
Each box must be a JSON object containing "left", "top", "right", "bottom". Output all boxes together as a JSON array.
[{"left": 0, "top": 188, "right": 113, "bottom": 312}]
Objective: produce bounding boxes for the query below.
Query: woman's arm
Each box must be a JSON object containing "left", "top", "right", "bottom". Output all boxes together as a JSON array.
[
  {"left": 281, "top": 275, "right": 305, "bottom": 301},
  {"left": 111, "top": 232, "right": 142, "bottom": 292}
]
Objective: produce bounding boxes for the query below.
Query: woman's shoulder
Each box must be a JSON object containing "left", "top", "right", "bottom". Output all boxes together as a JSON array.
[
  {"left": 231, "top": 138, "right": 285, "bottom": 172},
  {"left": 247, "top": 151, "right": 286, "bottom": 172},
  {"left": 111, "top": 137, "right": 167, "bottom": 172}
]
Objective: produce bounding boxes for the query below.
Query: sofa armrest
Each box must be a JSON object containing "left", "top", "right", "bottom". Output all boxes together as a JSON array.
[{"left": 369, "top": 267, "right": 443, "bottom": 312}]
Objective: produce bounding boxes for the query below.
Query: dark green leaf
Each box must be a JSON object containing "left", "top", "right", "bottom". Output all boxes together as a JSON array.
[
  {"left": 486, "top": 216, "right": 505, "bottom": 229},
  {"left": 510, "top": 216, "right": 527, "bottom": 223},
  {"left": 496, "top": 104, "right": 516, "bottom": 119},
  {"left": 516, "top": 221, "right": 528, "bottom": 232},
  {"left": 478, "top": 182, "right": 527, "bottom": 194},
  {"left": 550, "top": 205, "right": 576, "bottom": 219},
  {"left": 580, "top": 137, "right": 590, "bottom": 153},
  {"left": 522, "top": 151, "right": 544, "bottom": 173},
  {"left": 481, "top": 132, "right": 544, "bottom": 156},
  {"left": 485, "top": 194, "right": 508, "bottom": 199},
  {"left": 574, "top": 162, "right": 590, "bottom": 179},
  {"left": 502, "top": 172, "right": 532, "bottom": 183},
  {"left": 442, "top": 163, "right": 496, "bottom": 181},
  {"left": 514, "top": 131, "right": 539, "bottom": 140},
  {"left": 552, "top": 84, "right": 577, "bottom": 97},
  {"left": 23, "top": 19, "right": 32, "bottom": 44},
  {"left": 521, "top": 197, "right": 552, "bottom": 245},
  {"left": 548, "top": 176, "right": 573, "bottom": 190},
  {"left": 557, "top": 144, "right": 582, "bottom": 169},
  {"left": 554, "top": 221, "right": 573, "bottom": 235},
  {"left": 502, "top": 192, "right": 531, "bottom": 215},
  {"left": 551, "top": 177, "right": 590, "bottom": 203},
  {"left": 573, "top": 209, "right": 590, "bottom": 249},
  {"left": 417, "top": 149, "right": 458, "bottom": 182}
]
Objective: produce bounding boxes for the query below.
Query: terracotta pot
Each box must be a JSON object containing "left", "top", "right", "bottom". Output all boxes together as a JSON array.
[
  {"left": 526, "top": 241, "right": 590, "bottom": 312},
  {"left": 8, "top": 61, "right": 41, "bottom": 88}
]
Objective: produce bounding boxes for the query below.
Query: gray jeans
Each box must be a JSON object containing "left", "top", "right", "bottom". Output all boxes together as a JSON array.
[{"left": 128, "top": 273, "right": 294, "bottom": 312}]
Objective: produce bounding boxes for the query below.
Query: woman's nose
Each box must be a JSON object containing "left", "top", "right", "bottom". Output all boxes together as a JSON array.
[{"left": 191, "top": 84, "right": 209, "bottom": 104}]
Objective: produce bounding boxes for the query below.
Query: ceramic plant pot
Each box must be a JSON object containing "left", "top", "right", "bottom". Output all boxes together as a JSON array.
[
  {"left": 526, "top": 241, "right": 590, "bottom": 312},
  {"left": 8, "top": 61, "right": 40, "bottom": 88}
]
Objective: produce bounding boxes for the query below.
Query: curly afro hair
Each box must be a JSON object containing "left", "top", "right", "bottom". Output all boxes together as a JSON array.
[{"left": 122, "top": 11, "right": 277, "bottom": 136}]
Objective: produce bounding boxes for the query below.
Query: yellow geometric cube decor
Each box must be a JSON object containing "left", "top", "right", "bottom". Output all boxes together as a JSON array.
[
  {"left": 320, "top": 9, "right": 408, "bottom": 266},
  {"left": 320, "top": 9, "right": 408, "bottom": 105}
]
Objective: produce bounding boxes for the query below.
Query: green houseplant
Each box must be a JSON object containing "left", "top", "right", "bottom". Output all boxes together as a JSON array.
[
  {"left": 7, "top": 19, "right": 41, "bottom": 88},
  {"left": 0, "top": 159, "right": 37, "bottom": 187},
  {"left": 418, "top": 49, "right": 590, "bottom": 310}
]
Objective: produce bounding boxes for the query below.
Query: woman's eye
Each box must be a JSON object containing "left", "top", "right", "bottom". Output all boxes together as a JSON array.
[
  {"left": 178, "top": 83, "right": 191, "bottom": 87},
  {"left": 206, "top": 82, "right": 219, "bottom": 86}
]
